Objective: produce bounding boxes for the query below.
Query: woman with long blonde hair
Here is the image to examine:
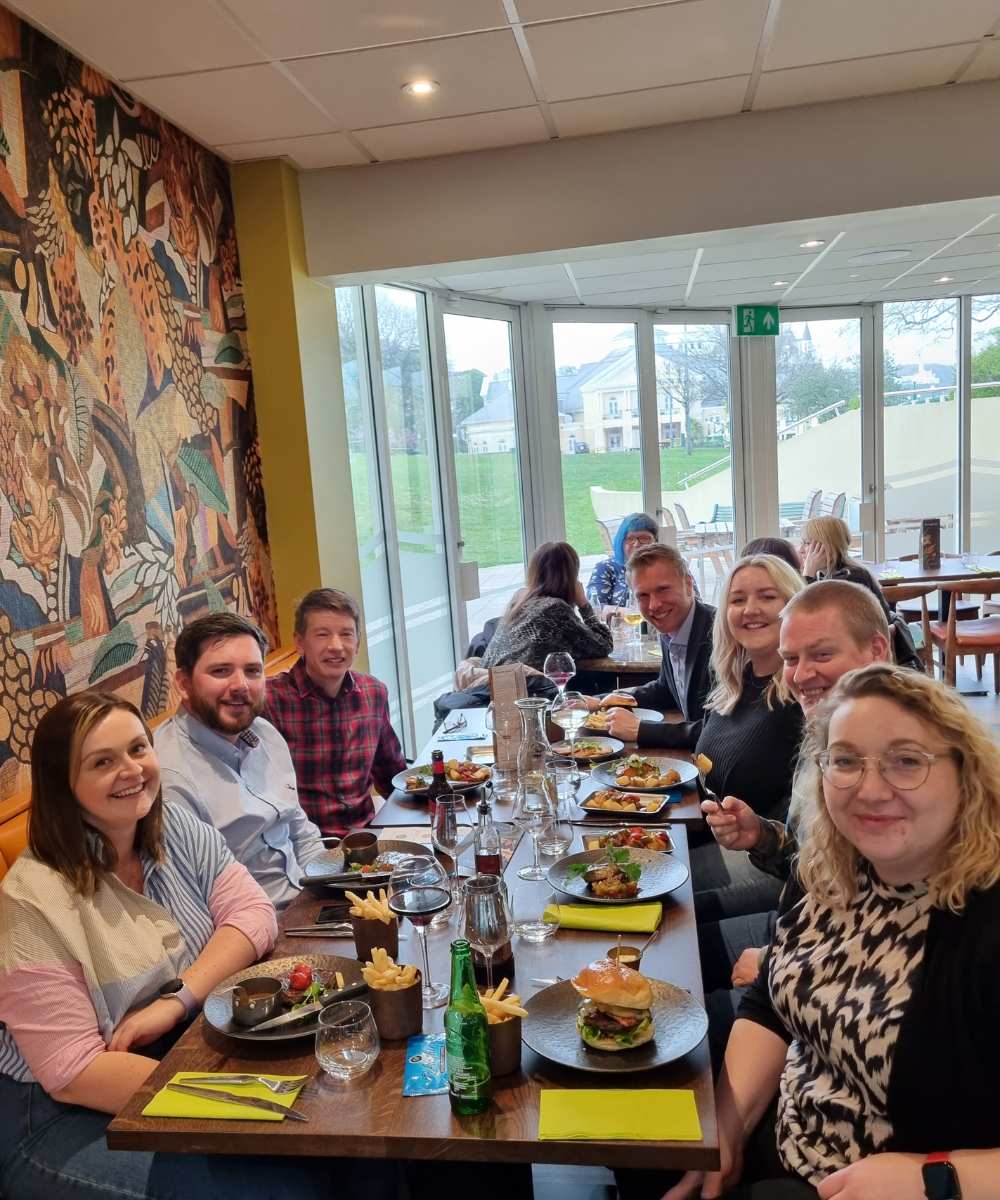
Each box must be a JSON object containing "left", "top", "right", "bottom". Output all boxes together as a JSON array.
[
  {"left": 691, "top": 554, "right": 805, "bottom": 921},
  {"left": 665, "top": 664, "right": 1000, "bottom": 1200}
]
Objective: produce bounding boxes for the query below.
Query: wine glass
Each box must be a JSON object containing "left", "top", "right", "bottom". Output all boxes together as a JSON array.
[
  {"left": 512, "top": 771, "right": 556, "bottom": 881},
  {"left": 463, "top": 875, "right": 511, "bottom": 993},
  {"left": 388, "top": 856, "right": 451, "bottom": 1008},
  {"left": 622, "top": 588, "right": 643, "bottom": 654},
  {"left": 542, "top": 651, "right": 575, "bottom": 701},
  {"left": 315, "top": 1001, "right": 380, "bottom": 1080},
  {"left": 550, "top": 690, "right": 588, "bottom": 751},
  {"left": 432, "top": 794, "right": 469, "bottom": 902}
]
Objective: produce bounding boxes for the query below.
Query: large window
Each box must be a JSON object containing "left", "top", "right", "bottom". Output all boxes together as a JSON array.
[
  {"left": 971, "top": 294, "right": 1000, "bottom": 554},
  {"left": 882, "top": 299, "right": 959, "bottom": 557}
]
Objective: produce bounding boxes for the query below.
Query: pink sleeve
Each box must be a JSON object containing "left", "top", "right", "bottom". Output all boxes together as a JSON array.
[
  {"left": 0, "top": 961, "right": 107, "bottom": 1093},
  {"left": 208, "top": 862, "right": 277, "bottom": 957}
]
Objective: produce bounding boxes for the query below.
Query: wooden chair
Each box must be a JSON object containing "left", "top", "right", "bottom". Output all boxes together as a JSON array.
[
  {"left": 881, "top": 583, "right": 935, "bottom": 673},
  {"left": 923, "top": 580, "right": 1000, "bottom": 693}
]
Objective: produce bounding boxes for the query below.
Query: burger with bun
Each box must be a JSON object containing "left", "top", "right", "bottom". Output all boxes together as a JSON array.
[
  {"left": 572, "top": 958, "right": 654, "bottom": 1051},
  {"left": 601, "top": 692, "right": 637, "bottom": 709}
]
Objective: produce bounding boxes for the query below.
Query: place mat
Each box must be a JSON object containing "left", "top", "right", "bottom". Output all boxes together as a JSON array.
[
  {"left": 969, "top": 564, "right": 1000, "bottom": 574},
  {"left": 142, "top": 1072, "right": 307, "bottom": 1121},
  {"left": 538, "top": 1088, "right": 701, "bottom": 1141},
  {"left": 878, "top": 572, "right": 904, "bottom": 582},
  {"left": 542, "top": 901, "right": 662, "bottom": 933}
]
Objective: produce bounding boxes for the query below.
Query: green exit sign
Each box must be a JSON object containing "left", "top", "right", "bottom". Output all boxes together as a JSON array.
[{"left": 735, "top": 305, "right": 780, "bottom": 336}]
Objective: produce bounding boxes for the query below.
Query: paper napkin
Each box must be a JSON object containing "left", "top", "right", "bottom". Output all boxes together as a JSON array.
[
  {"left": 539, "top": 1088, "right": 701, "bottom": 1141},
  {"left": 542, "top": 901, "right": 662, "bottom": 933},
  {"left": 142, "top": 1072, "right": 307, "bottom": 1121}
]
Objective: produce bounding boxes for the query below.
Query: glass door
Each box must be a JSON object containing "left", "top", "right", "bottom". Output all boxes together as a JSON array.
[{"left": 437, "top": 303, "right": 530, "bottom": 645}]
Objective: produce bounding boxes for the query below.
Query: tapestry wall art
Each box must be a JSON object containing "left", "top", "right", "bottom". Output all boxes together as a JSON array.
[{"left": 0, "top": 6, "right": 278, "bottom": 801}]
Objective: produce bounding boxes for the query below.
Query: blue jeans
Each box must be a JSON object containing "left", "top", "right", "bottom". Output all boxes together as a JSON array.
[{"left": 0, "top": 1075, "right": 404, "bottom": 1200}]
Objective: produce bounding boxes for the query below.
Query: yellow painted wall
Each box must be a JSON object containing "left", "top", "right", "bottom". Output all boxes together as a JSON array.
[{"left": 231, "top": 160, "right": 366, "bottom": 665}]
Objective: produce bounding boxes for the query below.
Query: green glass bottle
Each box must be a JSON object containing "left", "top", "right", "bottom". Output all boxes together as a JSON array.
[{"left": 444, "top": 938, "right": 492, "bottom": 1115}]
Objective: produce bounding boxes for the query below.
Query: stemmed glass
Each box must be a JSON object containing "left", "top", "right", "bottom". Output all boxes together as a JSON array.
[
  {"left": 542, "top": 652, "right": 575, "bottom": 701},
  {"left": 512, "top": 771, "right": 556, "bottom": 881},
  {"left": 388, "top": 856, "right": 451, "bottom": 1008},
  {"left": 550, "top": 690, "right": 589, "bottom": 750},
  {"left": 463, "top": 875, "right": 511, "bottom": 992},
  {"left": 622, "top": 588, "right": 643, "bottom": 655},
  {"left": 431, "top": 794, "right": 469, "bottom": 903}
]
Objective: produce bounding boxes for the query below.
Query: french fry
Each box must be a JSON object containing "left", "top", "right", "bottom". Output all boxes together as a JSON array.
[
  {"left": 345, "top": 888, "right": 394, "bottom": 924},
  {"left": 335, "top": 971, "right": 345, "bottom": 990},
  {"left": 361, "top": 950, "right": 420, "bottom": 990},
  {"left": 479, "top": 980, "right": 527, "bottom": 1024}
]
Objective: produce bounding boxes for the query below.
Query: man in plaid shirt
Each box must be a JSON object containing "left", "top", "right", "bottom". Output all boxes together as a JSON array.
[{"left": 265, "top": 588, "right": 405, "bottom": 837}]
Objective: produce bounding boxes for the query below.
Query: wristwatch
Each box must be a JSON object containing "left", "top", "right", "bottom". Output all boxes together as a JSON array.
[
  {"left": 923, "top": 1153, "right": 962, "bottom": 1200},
  {"left": 157, "top": 977, "right": 200, "bottom": 1019}
]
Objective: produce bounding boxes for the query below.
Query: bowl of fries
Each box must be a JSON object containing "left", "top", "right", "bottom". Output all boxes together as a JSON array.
[
  {"left": 362, "top": 949, "right": 423, "bottom": 1040},
  {"left": 346, "top": 888, "right": 399, "bottom": 961},
  {"left": 480, "top": 979, "right": 528, "bottom": 1076}
]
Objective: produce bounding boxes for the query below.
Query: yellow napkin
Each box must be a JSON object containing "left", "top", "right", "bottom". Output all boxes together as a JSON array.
[
  {"left": 542, "top": 901, "right": 662, "bottom": 933},
  {"left": 142, "top": 1072, "right": 307, "bottom": 1121},
  {"left": 539, "top": 1089, "right": 701, "bottom": 1141}
]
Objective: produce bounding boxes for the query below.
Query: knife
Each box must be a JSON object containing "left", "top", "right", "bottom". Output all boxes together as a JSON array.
[
  {"left": 165, "top": 1081, "right": 309, "bottom": 1121},
  {"left": 300, "top": 871, "right": 392, "bottom": 886},
  {"left": 250, "top": 981, "right": 368, "bottom": 1031}
]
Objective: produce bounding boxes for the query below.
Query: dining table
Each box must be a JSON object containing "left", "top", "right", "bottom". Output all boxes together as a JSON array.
[
  {"left": 579, "top": 634, "right": 664, "bottom": 688},
  {"left": 106, "top": 820, "right": 718, "bottom": 1170},
  {"left": 862, "top": 553, "right": 1000, "bottom": 585},
  {"left": 371, "top": 706, "right": 707, "bottom": 830}
]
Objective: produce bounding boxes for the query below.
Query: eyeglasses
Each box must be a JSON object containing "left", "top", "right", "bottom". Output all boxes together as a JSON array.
[{"left": 815, "top": 749, "right": 951, "bottom": 791}]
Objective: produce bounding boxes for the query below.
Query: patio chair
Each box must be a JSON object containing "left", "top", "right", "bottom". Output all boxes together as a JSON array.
[
  {"left": 594, "top": 515, "right": 625, "bottom": 554},
  {"left": 880, "top": 583, "right": 935, "bottom": 673},
  {"left": 923, "top": 580, "right": 1000, "bottom": 693},
  {"left": 815, "top": 491, "right": 846, "bottom": 518}
]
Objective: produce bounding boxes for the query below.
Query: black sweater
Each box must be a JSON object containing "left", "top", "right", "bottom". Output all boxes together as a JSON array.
[
  {"left": 695, "top": 669, "right": 804, "bottom": 821},
  {"left": 739, "top": 877, "right": 1000, "bottom": 1157}
]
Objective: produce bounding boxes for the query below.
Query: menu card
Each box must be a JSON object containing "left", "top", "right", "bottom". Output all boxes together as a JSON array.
[
  {"left": 488, "top": 664, "right": 527, "bottom": 771},
  {"left": 920, "top": 518, "right": 941, "bottom": 571}
]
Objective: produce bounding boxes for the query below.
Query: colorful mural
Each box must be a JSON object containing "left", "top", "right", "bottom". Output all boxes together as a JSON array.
[{"left": 0, "top": 8, "right": 278, "bottom": 800}]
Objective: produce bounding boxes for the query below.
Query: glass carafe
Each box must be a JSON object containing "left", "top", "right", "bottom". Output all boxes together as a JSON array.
[{"left": 515, "top": 696, "right": 551, "bottom": 776}]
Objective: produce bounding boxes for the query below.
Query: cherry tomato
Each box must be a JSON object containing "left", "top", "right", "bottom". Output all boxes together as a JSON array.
[{"left": 289, "top": 964, "right": 312, "bottom": 990}]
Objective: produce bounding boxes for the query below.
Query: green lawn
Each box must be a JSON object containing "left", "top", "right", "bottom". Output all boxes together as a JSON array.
[{"left": 349, "top": 446, "right": 728, "bottom": 568}]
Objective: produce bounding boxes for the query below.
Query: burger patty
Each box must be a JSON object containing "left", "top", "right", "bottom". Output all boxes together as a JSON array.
[{"left": 579, "top": 1000, "right": 647, "bottom": 1032}]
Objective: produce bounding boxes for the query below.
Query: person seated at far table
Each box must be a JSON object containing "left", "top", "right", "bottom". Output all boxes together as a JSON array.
[
  {"left": 650, "top": 665, "right": 1000, "bottom": 1200},
  {"left": 155, "top": 613, "right": 327, "bottom": 910},
  {"left": 690, "top": 554, "right": 805, "bottom": 922},
  {"left": 741, "top": 536, "right": 801, "bottom": 573},
  {"left": 0, "top": 692, "right": 402, "bottom": 1200},
  {"left": 481, "top": 540, "right": 613, "bottom": 672},
  {"left": 265, "top": 588, "right": 405, "bottom": 839},
  {"left": 586, "top": 511, "right": 659, "bottom": 608},
  {"left": 588, "top": 543, "right": 716, "bottom": 749}
]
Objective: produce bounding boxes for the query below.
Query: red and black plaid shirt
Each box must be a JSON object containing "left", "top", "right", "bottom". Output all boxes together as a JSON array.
[{"left": 264, "top": 659, "right": 405, "bottom": 837}]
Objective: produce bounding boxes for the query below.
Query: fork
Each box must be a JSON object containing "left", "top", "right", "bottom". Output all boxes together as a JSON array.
[{"left": 181, "top": 1074, "right": 309, "bottom": 1095}]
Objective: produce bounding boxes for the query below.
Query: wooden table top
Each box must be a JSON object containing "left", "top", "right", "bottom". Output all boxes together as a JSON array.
[
  {"left": 579, "top": 636, "right": 664, "bottom": 676},
  {"left": 861, "top": 554, "right": 1000, "bottom": 585},
  {"left": 107, "top": 824, "right": 717, "bottom": 1170}
]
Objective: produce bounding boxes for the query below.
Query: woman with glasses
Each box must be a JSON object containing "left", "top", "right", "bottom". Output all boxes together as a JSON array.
[
  {"left": 658, "top": 664, "right": 1000, "bottom": 1200},
  {"left": 585, "top": 512, "right": 659, "bottom": 609}
]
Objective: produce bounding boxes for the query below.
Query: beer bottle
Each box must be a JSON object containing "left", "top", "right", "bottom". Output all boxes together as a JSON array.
[
  {"left": 444, "top": 939, "right": 491, "bottom": 1115},
  {"left": 426, "top": 748, "right": 452, "bottom": 818}
]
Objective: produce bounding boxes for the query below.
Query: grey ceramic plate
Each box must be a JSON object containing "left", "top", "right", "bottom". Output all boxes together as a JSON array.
[
  {"left": 582, "top": 707, "right": 663, "bottom": 734},
  {"left": 302, "top": 839, "right": 442, "bottom": 887},
  {"left": 204, "top": 955, "right": 365, "bottom": 1043},
  {"left": 549, "top": 736, "right": 624, "bottom": 763},
  {"left": 392, "top": 765, "right": 490, "bottom": 795},
  {"left": 591, "top": 755, "right": 699, "bottom": 793},
  {"left": 547, "top": 847, "right": 689, "bottom": 905},
  {"left": 522, "top": 978, "right": 708, "bottom": 1073}
]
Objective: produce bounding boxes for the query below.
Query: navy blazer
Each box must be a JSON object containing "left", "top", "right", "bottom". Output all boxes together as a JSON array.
[{"left": 630, "top": 598, "right": 715, "bottom": 750}]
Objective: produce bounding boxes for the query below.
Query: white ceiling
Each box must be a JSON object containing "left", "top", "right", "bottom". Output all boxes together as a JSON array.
[
  {"left": 391, "top": 196, "right": 1000, "bottom": 308},
  {"left": 9, "top": 0, "right": 1000, "bottom": 168}
]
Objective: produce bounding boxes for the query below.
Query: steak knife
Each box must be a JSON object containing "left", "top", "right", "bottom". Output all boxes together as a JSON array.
[
  {"left": 250, "top": 980, "right": 368, "bottom": 1031},
  {"left": 165, "top": 1081, "right": 309, "bottom": 1121}
]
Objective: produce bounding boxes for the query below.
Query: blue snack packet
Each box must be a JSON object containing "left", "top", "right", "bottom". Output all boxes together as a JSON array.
[{"left": 402, "top": 1033, "right": 449, "bottom": 1096}]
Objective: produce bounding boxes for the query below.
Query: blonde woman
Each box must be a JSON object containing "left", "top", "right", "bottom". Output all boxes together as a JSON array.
[
  {"left": 664, "top": 664, "right": 1000, "bottom": 1200},
  {"left": 691, "top": 554, "right": 804, "bottom": 921}
]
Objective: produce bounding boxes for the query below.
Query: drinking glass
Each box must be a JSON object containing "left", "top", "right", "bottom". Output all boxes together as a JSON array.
[
  {"left": 622, "top": 588, "right": 643, "bottom": 654},
  {"left": 512, "top": 881, "right": 560, "bottom": 944},
  {"left": 431, "top": 795, "right": 468, "bottom": 901},
  {"left": 388, "top": 856, "right": 451, "bottom": 1008},
  {"left": 512, "top": 771, "right": 556, "bottom": 881},
  {"left": 463, "top": 874, "right": 511, "bottom": 992},
  {"left": 315, "top": 1001, "right": 380, "bottom": 1080},
  {"left": 542, "top": 651, "right": 575, "bottom": 701},
  {"left": 539, "top": 755, "right": 578, "bottom": 856},
  {"left": 550, "top": 691, "right": 588, "bottom": 750}
]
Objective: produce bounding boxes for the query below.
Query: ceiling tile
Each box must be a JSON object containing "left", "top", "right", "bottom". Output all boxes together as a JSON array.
[
  {"left": 216, "top": 132, "right": 368, "bottom": 169},
  {"left": 766, "top": 0, "right": 997, "bottom": 70},
  {"left": 10, "top": 0, "right": 264, "bottom": 77},
  {"left": 439, "top": 264, "right": 570, "bottom": 289},
  {"left": 576, "top": 266, "right": 692, "bottom": 294},
  {"left": 131, "top": 64, "right": 333, "bottom": 145},
  {"left": 287, "top": 30, "right": 534, "bottom": 128},
  {"left": 959, "top": 39, "right": 1000, "bottom": 82},
  {"left": 551, "top": 75, "right": 747, "bottom": 137},
  {"left": 358, "top": 107, "right": 548, "bottom": 160},
  {"left": 572, "top": 249, "right": 699, "bottom": 277},
  {"left": 755, "top": 45, "right": 971, "bottom": 110},
  {"left": 228, "top": 0, "right": 506, "bottom": 59},
  {"left": 525, "top": 0, "right": 769, "bottom": 102},
  {"left": 518, "top": 0, "right": 684, "bottom": 19}
]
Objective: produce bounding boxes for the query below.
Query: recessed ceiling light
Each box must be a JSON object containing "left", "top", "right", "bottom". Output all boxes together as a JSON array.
[
  {"left": 849, "top": 273, "right": 860, "bottom": 279},
  {"left": 848, "top": 248, "right": 911, "bottom": 266},
  {"left": 773, "top": 280, "right": 789, "bottom": 287},
  {"left": 936, "top": 275, "right": 954, "bottom": 283},
  {"left": 402, "top": 79, "right": 439, "bottom": 95},
  {"left": 800, "top": 239, "right": 826, "bottom": 249}
]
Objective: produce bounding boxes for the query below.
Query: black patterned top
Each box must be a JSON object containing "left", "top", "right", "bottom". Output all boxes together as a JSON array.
[{"left": 480, "top": 596, "right": 613, "bottom": 673}]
